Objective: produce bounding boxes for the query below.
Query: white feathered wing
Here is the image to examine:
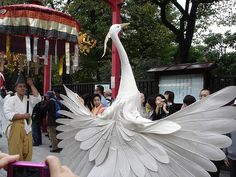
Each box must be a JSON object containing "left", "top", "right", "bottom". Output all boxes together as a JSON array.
[{"left": 57, "top": 24, "right": 236, "bottom": 177}]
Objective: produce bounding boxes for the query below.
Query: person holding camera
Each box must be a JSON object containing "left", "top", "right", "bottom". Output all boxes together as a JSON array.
[
  {"left": 152, "top": 94, "right": 169, "bottom": 121},
  {"left": 0, "top": 152, "right": 19, "bottom": 169},
  {"left": 0, "top": 152, "right": 78, "bottom": 177}
]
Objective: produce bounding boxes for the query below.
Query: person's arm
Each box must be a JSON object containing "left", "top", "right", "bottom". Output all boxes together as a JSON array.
[
  {"left": 0, "top": 152, "right": 19, "bottom": 169},
  {"left": 224, "top": 147, "right": 231, "bottom": 167},
  {"left": 46, "top": 156, "right": 78, "bottom": 177},
  {"left": 27, "top": 78, "right": 39, "bottom": 97},
  {"left": 28, "top": 78, "right": 41, "bottom": 106},
  {"left": 224, "top": 159, "right": 231, "bottom": 167},
  {"left": 12, "top": 113, "right": 30, "bottom": 120},
  {"left": 163, "top": 103, "right": 169, "bottom": 114}
]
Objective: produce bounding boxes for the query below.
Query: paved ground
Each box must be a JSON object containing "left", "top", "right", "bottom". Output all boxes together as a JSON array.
[
  {"left": 0, "top": 133, "right": 61, "bottom": 176},
  {"left": 0, "top": 133, "right": 230, "bottom": 177}
]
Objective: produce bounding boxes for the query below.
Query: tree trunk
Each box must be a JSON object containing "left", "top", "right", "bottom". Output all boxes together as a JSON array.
[
  {"left": 151, "top": 0, "right": 202, "bottom": 64},
  {"left": 175, "top": 2, "right": 198, "bottom": 64},
  {"left": 175, "top": 39, "right": 191, "bottom": 63}
]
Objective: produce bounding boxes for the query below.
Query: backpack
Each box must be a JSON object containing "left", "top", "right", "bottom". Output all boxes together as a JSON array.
[
  {"left": 50, "top": 98, "right": 62, "bottom": 119},
  {"left": 32, "top": 102, "right": 41, "bottom": 120},
  {"left": 32, "top": 101, "right": 47, "bottom": 121}
]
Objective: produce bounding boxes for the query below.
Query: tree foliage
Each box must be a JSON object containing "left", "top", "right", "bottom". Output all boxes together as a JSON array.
[
  {"left": 194, "top": 31, "right": 236, "bottom": 76},
  {"left": 65, "top": 0, "right": 176, "bottom": 81},
  {"left": 1, "top": 0, "right": 236, "bottom": 86},
  {"left": 137, "top": 0, "right": 236, "bottom": 64},
  {"left": 122, "top": 1, "right": 176, "bottom": 78},
  {"left": 66, "top": 0, "right": 112, "bottom": 83},
  {"left": 0, "top": 0, "right": 26, "bottom": 5}
]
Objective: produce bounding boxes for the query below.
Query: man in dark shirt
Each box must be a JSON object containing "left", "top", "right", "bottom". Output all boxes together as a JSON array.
[
  {"left": 45, "top": 91, "right": 60, "bottom": 153},
  {"left": 32, "top": 100, "right": 46, "bottom": 146}
]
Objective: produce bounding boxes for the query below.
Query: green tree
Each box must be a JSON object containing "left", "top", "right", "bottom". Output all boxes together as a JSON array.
[
  {"left": 138, "top": 0, "right": 236, "bottom": 64},
  {"left": 66, "top": 0, "right": 112, "bottom": 82},
  {"left": 3, "top": 0, "right": 235, "bottom": 83},
  {"left": 66, "top": 0, "right": 175, "bottom": 81},
  {"left": 122, "top": 1, "right": 176, "bottom": 79},
  {"left": 0, "top": 0, "right": 26, "bottom": 5},
  {"left": 197, "top": 31, "right": 236, "bottom": 76}
]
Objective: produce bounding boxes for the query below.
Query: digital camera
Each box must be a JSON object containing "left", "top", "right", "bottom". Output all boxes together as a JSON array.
[{"left": 7, "top": 161, "right": 50, "bottom": 177}]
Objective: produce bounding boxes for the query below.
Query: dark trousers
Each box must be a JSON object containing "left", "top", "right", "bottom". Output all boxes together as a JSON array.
[
  {"left": 32, "top": 120, "right": 42, "bottom": 145},
  {"left": 48, "top": 126, "right": 59, "bottom": 150},
  {"left": 209, "top": 160, "right": 223, "bottom": 177},
  {"left": 229, "top": 159, "right": 236, "bottom": 177}
]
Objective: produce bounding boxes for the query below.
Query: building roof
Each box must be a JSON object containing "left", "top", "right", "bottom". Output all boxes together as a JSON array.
[{"left": 147, "top": 62, "right": 215, "bottom": 73}]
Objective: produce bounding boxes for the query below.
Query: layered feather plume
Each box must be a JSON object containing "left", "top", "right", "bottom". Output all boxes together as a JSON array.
[{"left": 57, "top": 24, "right": 236, "bottom": 177}]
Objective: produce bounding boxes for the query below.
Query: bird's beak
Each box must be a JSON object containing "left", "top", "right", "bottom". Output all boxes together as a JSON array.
[
  {"left": 102, "top": 23, "right": 129, "bottom": 58},
  {"left": 120, "top": 23, "right": 130, "bottom": 29}
]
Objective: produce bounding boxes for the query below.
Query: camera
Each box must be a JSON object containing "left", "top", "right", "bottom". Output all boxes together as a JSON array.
[{"left": 7, "top": 161, "right": 50, "bottom": 177}]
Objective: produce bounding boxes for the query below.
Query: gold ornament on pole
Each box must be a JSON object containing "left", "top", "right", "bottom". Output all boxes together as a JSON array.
[{"left": 78, "top": 32, "right": 97, "bottom": 55}]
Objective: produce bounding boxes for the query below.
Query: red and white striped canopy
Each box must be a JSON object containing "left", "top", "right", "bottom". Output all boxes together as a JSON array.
[{"left": 0, "top": 4, "right": 80, "bottom": 55}]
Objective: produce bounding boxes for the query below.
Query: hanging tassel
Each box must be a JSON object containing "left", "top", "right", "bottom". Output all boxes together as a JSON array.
[
  {"left": 55, "top": 40, "right": 58, "bottom": 64},
  {"left": 25, "top": 36, "right": 31, "bottom": 62},
  {"left": 0, "top": 59, "right": 5, "bottom": 72},
  {"left": 50, "top": 55, "right": 53, "bottom": 68},
  {"left": 35, "top": 57, "right": 39, "bottom": 75},
  {"left": 6, "top": 33, "right": 11, "bottom": 60},
  {"left": 65, "top": 42, "right": 70, "bottom": 74},
  {"left": 59, "top": 56, "right": 63, "bottom": 76},
  {"left": 74, "top": 44, "right": 79, "bottom": 69},
  {"left": 44, "top": 40, "right": 49, "bottom": 65},
  {"left": 71, "top": 55, "right": 75, "bottom": 73},
  {"left": 33, "top": 37, "right": 38, "bottom": 62}
]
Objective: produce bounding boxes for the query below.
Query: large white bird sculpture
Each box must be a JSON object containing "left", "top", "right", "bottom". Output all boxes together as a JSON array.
[{"left": 57, "top": 23, "right": 236, "bottom": 177}]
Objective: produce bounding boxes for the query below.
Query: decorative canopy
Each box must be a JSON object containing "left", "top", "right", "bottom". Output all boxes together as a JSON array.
[{"left": 0, "top": 4, "right": 80, "bottom": 56}]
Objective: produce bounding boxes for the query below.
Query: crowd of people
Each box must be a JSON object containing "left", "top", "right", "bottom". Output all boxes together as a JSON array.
[
  {"left": 0, "top": 76, "right": 235, "bottom": 177},
  {"left": 138, "top": 89, "right": 210, "bottom": 121}
]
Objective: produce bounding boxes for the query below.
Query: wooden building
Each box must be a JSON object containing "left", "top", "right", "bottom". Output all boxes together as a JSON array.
[{"left": 147, "top": 62, "right": 216, "bottom": 103}]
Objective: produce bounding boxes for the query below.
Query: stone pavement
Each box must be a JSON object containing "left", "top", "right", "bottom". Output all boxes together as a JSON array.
[{"left": 0, "top": 133, "right": 230, "bottom": 177}]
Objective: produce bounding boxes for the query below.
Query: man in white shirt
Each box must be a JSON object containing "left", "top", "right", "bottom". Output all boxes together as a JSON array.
[
  {"left": 3, "top": 73, "right": 41, "bottom": 161},
  {"left": 0, "top": 91, "right": 13, "bottom": 135},
  {"left": 0, "top": 90, "right": 12, "bottom": 137}
]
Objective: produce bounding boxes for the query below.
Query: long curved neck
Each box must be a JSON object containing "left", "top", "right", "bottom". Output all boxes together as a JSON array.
[{"left": 111, "top": 33, "right": 139, "bottom": 99}]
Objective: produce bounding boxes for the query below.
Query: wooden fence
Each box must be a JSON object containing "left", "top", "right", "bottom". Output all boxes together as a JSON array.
[
  {"left": 52, "top": 80, "right": 158, "bottom": 98},
  {"left": 52, "top": 76, "right": 236, "bottom": 98}
]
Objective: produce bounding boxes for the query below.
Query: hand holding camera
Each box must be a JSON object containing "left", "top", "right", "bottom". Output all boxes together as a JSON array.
[
  {"left": 0, "top": 152, "right": 19, "bottom": 169},
  {"left": 46, "top": 156, "right": 78, "bottom": 177},
  {"left": 0, "top": 152, "right": 78, "bottom": 177}
]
